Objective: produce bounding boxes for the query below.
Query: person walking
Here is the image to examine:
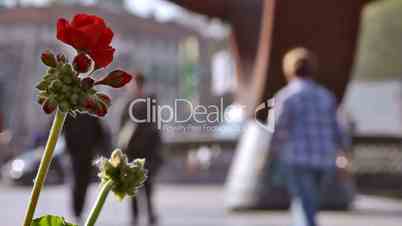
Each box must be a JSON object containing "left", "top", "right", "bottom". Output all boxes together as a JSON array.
[
  {"left": 64, "top": 113, "right": 109, "bottom": 223},
  {"left": 119, "top": 73, "right": 162, "bottom": 226},
  {"left": 269, "top": 48, "right": 347, "bottom": 226}
]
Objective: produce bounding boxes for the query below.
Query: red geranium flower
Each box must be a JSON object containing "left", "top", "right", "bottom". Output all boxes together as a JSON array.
[{"left": 57, "top": 13, "right": 115, "bottom": 68}]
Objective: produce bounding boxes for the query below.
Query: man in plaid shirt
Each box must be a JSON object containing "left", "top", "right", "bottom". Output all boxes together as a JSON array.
[{"left": 270, "top": 48, "right": 346, "bottom": 226}]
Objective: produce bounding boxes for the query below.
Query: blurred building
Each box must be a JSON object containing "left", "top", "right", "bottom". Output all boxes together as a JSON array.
[
  {"left": 344, "top": 80, "right": 402, "bottom": 136},
  {"left": 0, "top": 5, "right": 217, "bottom": 156}
]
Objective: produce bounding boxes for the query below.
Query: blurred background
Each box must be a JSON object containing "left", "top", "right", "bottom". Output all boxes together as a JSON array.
[{"left": 1, "top": 0, "right": 402, "bottom": 226}]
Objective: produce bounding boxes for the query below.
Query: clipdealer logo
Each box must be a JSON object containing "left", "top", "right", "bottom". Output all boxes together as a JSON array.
[
  {"left": 128, "top": 97, "right": 277, "bottom": 132},
  {"left": 128, "top": 98, "right": 244, "bottom": 130}
]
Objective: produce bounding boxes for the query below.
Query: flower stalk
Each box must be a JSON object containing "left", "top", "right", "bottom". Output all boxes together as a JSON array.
[
  {"left": 85, "top": 180, "right": 115, "bottom": 226},
  {"left": 22, "top": 109, "right": 66, "bottom": 226}
]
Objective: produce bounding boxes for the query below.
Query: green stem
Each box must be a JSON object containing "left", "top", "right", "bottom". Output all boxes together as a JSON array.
[
  {"left": 22, "top": 109, "right": 66, "bottom": 226},
  {"left": 85, "top": 180, "right": 114, "bottom": 226}
]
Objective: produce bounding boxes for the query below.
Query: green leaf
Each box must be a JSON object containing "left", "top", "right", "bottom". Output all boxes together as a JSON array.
[
  {"left": 36, "top": 80, "right": 49, "bottom": 91},
  {"left": 31, "top": 215, "right": 78, "bottom": 226}
]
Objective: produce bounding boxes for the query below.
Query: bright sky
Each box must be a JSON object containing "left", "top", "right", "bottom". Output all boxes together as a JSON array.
[
  {"left": 4, "top": 0, "right": 181, "bottom": 21},
  {"left": 2, "top": 0, "right": 228, "bottom": 38},
  {"left": 126, "top": 0, "right": 181, "bottom": 21}
]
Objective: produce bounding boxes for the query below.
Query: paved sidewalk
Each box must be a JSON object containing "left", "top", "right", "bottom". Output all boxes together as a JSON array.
[{"left": 1, "top": 184, "right": 402, "bottom": 226}]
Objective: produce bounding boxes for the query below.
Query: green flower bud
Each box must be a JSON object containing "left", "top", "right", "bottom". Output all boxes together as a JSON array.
[
  {"left": 94, "top": 98, "right": 108, "bottom": 117},
  {"left": 41, "top": 50, "right": 57, "bottom": 68},
  {"left": 59, "top": 101, "right": 71, "bottom": 112},
  {"left": 70, "top": 93, "right": 79, "bottom": 105},
  {"left": 49, "top": 79, "right": 63, "bottom": 92},
  {"left": 87, "top": 88, "right": 97, "bottom": 95},
  {"left": 36, "top": 80, "right": 49, "bottom": 91},
  {"left": 55, "top": 94, "right": 65, "bottom": 102},
  {"left": 47, "top": 68, "right": 57, "bottom": 75},
  {"left": 61, "top": 64, "right": 74, "bottom": 78},
  {"left": 96, "top": 149, "right": 147, "bottom": 201},
  {"left": 72, "top": 76, "right": 81, "bottom": 86},
  {"left": 62, "top": 85, "right": 71, "bottom": 94},
  {"left": 73, "top": 86, "right": 81, "bottom": 94},
  {"left": 95, "top": 93, "right": 111, "bottom": 107},
  {"left": 47, "top": 94, "right": 57, "bottom": 102},
  {"left": 43, "top": 73, "right": 55, "bottom": 81},
  {"left": 62, "top": 76, "right": 73, "bottom": 85},
  {"left": 37, "top": 95, "right": 47, "bottom": 105}
]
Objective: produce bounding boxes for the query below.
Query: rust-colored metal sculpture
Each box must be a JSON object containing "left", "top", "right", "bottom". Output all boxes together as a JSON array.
[
  {"left": 168, "top": 0, "right": 374, "bottom": 210},
  {"left": 168, "top": 0, "right": 372, "bottom": 112}
]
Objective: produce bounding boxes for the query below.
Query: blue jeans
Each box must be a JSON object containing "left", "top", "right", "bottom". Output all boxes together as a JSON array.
[{"left": 285, "top": 164, "right": 335, "bottom": 226}]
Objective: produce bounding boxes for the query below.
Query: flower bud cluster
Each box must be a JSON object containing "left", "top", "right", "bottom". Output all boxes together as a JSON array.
[
  {"left": 96, "top": 149, "right": 147, "bottom": 200},
  {"left": 37, "top": 50, "right": 132, "bottom": 117}
]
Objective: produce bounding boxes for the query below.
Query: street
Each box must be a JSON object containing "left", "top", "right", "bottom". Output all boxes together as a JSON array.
[{"left": 1, "top": 183, "right": 402, "bottom": 226}]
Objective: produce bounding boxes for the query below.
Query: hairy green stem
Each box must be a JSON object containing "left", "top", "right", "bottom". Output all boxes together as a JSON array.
[
  {"left": 85, "top": 180, "right": 114, "bottom": 226},
  {"left": 22, "top": 110, "right": 66, "bottom": 226}
]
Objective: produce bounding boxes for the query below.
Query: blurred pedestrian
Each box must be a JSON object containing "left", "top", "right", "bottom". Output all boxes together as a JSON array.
[
  {"left": 270, "top": 48, "right": 347, "bottom": 226},
  {"left": 119, "top": 73, "right": 162, "bottom": 226},
  {"left": 0, "top": 112, "right": 3, "bottom": 133},
  {"left": 63, "top": 113, "right": 110, "bottom": 222},
  {"left": 0, "top": 111, "right": 4, "bottom": 163}
]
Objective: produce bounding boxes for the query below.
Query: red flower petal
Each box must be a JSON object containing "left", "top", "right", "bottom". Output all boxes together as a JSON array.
[
  {"left": 71, "top": 13, "right": 105, "bottom": 28},
  {"left": 56, "top": 14, "right": 115, "bottom": 68},
  {"left": 69, "top": 25, "right": 105, "bottom": 50},
  {"left": 88, "top": 47, "right": 115, "bottom": 69},
  {"left": 56, "top": 18, "right": 72, "bottom": 45},
  {"left": 67, "top": 27, "right": 88, "bottom": 50},
  {"left": 95, "top": 70, "right": 132, "bottom": 88},
  {"left": 73, "top": 53, "right": 92, "bottom": 73},
  {"left": 71, "top": 14, "right": 92, "bottom": 27},
  {"left": 95, "top": 27, "right": 113, "bottom": 48},
  {"left": 77, "top": 24, "right": 105, "bottom": 49}
]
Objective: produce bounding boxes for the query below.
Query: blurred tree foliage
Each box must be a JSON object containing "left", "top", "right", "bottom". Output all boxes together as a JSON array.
[{"left": 353, "top": 0, "right": 402, "bottom": 81}]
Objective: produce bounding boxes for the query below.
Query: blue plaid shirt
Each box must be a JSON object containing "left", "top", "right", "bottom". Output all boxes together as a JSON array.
[{"left": 270, "top": 79, "right": 346, "bottom": 168}]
